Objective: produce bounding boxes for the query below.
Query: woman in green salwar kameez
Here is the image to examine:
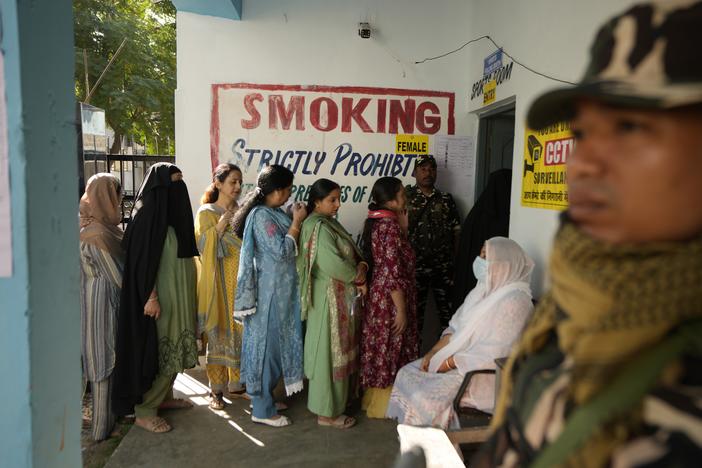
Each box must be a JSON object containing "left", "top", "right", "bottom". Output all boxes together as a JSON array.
[
  {"left": 298, "top": 179, "right": 368, "bottom": 429},
  {"left": 114, "top": 164, "right": 198, "bottom": 434}
]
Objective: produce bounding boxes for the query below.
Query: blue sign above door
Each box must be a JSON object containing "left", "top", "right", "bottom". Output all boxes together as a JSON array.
[{"left": 484, "top": 49, "right": 503, "bottom": 76}]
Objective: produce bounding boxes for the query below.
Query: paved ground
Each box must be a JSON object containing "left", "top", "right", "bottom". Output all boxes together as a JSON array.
[
  {"left": 105, "top": 296, "right": 444, "bottom": 468},
  {"left": 81, "top": 393, "right": 132, "bottom": 468},
  {"left": 105, "top": 366, "right": 401, "bottom": 468}
]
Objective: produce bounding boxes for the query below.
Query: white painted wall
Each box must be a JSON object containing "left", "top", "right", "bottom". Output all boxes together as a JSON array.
[
  {"left": 176, "top": 0, "right": 475, "bottom": 215},
  {"left": 460, "top": 0, "right": 637, "bottom": 294},
  {"left": 176, "top": 0, "right": 637, "bottom": 295}
]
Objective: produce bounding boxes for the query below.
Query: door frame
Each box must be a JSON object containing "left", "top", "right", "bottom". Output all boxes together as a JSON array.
[{"left": 473, "top": 97, "right": 516, "bottom": 200}]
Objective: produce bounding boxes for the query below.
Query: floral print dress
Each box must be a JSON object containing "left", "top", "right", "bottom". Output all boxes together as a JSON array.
[{"left": 360, "top": 217, "right": 419, "bottom": 389}]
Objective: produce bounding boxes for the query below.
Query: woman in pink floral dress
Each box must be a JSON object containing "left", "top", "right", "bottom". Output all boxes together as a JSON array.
[{"left": 360, "top": 177, "right": 419, "bottom": 418}]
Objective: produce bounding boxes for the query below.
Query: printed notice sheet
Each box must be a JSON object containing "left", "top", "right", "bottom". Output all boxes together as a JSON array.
[{"left": 434, "top": 134, "right": 476, "bottom": 207}]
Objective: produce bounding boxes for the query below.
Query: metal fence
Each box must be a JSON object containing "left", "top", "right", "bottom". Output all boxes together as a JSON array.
[{"left": 81, "top": 151, "right": 176, "bottom": 225}]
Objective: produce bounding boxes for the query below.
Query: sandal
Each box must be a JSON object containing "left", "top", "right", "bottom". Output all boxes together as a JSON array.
[
  {"left": 318, "top": 415, "right": 356, "bottom": 429},
  {"left": 159, "top": 398, "right": 193, "bottom": 410},
  {"left": 251, "top": 414, "right": 292, "bottom": 427},
  {"left": 135, "top": 416, "right": 172, "bottom": 433},
  {"left": 209, "top": 392, "right": 225, "bottom": 410}
]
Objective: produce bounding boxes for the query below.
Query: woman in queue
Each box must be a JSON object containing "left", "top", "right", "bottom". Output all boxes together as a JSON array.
[
  {"left": 113, "top": 163, "right": 199, "bottom": 433},
  {"left": 231, "top": 164, "right": 307, "bottom": 427},
  {"left": 359, "top": 176, "right": 419, "bottom": 418},
  {"left": 297, "top": 178, "right": 368, "bottom": 429},
  {"left": 195, "top": 163, "right": 247, "bottom": 410},
  {"left": 79, "top": 173, "right": 124, "bottom": 440}
]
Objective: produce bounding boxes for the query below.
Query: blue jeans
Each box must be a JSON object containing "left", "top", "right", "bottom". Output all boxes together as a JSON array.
[{"left": 250, "top": 307, "right": 282, "bottom": 419}]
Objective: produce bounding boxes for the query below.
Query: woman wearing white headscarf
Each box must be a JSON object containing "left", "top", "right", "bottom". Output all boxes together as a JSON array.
[{"left": 386, "top": 237, "right": 534, "bottom": 429}]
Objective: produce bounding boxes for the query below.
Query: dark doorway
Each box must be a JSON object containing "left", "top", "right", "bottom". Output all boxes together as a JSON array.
[
  {"left": 475, "top": 106, "right": 515, "bottom": 202},
  {"left": 446, "top": 104, "right": 516, "bottom": 322}
]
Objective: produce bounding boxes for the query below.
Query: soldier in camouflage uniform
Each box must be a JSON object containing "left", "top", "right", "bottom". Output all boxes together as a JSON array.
[
  {"left": 475, "top": 1, "right": 702, "bottom": 466},
  {"left": 405, "top": 154, "right": 461, "bottom": 341}
]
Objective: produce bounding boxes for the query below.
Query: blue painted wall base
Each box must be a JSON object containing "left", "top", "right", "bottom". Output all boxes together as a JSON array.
[
  {"left": 0, "top": 0, "right": 81, "bottom": 466},
  {"left": 172, "top": 0, "right": 242, "bottom": 20}
]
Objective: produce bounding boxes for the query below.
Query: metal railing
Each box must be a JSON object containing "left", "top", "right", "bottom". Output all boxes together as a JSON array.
[{"left": 82, "top": 151, "right": 175, "bottom": 225}]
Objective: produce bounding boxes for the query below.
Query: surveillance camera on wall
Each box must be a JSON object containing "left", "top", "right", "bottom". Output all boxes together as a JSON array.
[{"left": 358, "top": 22, "right": 371, "bottom": 39}]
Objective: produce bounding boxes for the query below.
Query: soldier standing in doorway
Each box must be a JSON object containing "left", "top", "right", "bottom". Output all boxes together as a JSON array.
[{"left": 406, "top": 154, "right": 461, "bottom": 344}]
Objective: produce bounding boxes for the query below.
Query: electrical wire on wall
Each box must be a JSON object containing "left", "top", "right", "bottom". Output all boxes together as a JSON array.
[
  {"left": 381, "top": 44, "right": 408, "bottom": 79},
  {"left": 415, "top": 35, "right": 576, "bottom": 86}
]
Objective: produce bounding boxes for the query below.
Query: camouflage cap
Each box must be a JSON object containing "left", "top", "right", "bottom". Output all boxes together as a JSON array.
[
  {"left": 528, "top": 0, "right": 702, "bottom": 130},
  {"left": 414, "top": 154, "right": 437, "bottom": 169}
]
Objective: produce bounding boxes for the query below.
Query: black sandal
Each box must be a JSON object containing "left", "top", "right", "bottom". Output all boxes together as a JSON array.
[{"left": 209, "top": 392, "right": 225, "bottom": 410}]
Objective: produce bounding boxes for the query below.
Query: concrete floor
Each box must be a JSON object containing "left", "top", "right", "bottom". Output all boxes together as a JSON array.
[
  {"left": 105, "top": 366, "right": 401, "bottom": 468},
  {"left": 106, "top": 295, "right": 444, "bottom": 468}
]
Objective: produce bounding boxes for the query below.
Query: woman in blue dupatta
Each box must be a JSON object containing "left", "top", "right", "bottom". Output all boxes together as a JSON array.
[{"left": 231, "top": 164, "right": 307, "bottom": 427}]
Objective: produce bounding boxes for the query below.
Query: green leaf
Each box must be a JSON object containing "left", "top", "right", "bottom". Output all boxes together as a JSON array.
[{"left": 74, "top": 0, "right": 176, "bottom": 153}]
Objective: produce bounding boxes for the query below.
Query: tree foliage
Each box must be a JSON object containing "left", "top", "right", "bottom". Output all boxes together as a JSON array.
[{"left": 73, "top": 0, "right": 176, "bottom": 154}]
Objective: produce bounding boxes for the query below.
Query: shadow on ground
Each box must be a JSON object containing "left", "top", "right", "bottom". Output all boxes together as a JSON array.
[
  {"left": 103, "top": 366, "right": 400, "bottom": 468},
  {"left": 84, "top": 295, "right": 442, "bottom": 468}
]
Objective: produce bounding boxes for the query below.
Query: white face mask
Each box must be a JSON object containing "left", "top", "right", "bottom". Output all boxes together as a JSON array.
[{"left": 472, "top": 256, "right": 488, "bottom": 282}]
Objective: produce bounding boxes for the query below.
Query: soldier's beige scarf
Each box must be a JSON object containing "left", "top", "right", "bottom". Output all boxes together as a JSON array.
[{"left": 492, "top": 219, "right": 702, "bottom": 465}]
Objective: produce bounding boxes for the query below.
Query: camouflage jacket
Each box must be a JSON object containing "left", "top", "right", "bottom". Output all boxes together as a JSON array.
[{"left": 405, "top": 185, "right": 461, "bottom": 268}]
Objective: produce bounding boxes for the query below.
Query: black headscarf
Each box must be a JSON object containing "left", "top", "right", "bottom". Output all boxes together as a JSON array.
[
  {"left": 450, "top": 169, "right": 512, "bottom": 313},
  {"left": 166, "top": 175, "right": 199, "bottom": 258},
  {"left": 112, "top": 162, "right": 198, "bottom": 415}
]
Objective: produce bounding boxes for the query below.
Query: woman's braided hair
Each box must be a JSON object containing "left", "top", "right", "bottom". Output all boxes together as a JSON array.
[{"left": 231, "top": 164, "right": 294, "bottom": 238}]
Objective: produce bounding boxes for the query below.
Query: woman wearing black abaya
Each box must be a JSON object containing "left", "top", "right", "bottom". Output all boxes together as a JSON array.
[
  {"left": 450, "top": 169, "right": 512, "bottom": 313},
  {"left": 112, "top": 163, "right": 199, "bottom": 433}
]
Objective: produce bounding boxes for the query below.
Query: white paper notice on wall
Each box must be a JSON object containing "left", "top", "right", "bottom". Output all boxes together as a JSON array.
[
  {"left": 433, "top": 134, "right": 475, "bottom": 206},
  {"left": 0, "top": 49, "right": 12, "bottom": 277}
]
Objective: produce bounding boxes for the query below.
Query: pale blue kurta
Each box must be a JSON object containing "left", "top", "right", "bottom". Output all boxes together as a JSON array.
[{"left": 234, "top": 206, "right": 303, "bottom": 397}]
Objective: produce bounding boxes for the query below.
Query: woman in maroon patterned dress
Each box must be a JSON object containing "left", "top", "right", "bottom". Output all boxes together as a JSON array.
[{"left": 359, "top": 177, "right": 419, "bottom": 418}]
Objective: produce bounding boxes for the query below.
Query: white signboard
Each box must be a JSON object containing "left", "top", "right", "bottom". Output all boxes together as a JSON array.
[
  {"left": 211, "top": 83, "right": 457, "bottom": 238},
  {"left": 80, "top": 103, "right": 106, "bottom": 136}
]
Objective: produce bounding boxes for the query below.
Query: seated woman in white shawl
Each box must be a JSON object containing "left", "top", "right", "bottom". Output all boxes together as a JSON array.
[{"left": 386, "top": 237, "right": 534, "bottom": 429}]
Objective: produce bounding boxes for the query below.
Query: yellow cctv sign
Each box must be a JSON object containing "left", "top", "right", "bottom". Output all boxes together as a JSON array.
[
  {"left": 521, "top": 121, "right": 572, "bottom": 210},
  {"left": 395, "top": 134, "right": 429, "bottom": 154}
]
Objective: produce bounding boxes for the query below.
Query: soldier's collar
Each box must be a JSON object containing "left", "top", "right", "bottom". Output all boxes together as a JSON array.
[{"left": 414, "top": 184, "right": 438, "bottom": 198}]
